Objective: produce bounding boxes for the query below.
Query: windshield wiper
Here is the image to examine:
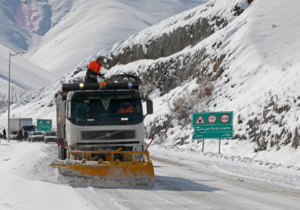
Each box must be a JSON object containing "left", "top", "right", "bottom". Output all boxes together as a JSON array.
[{"left": 92, "top": 130, "right": 124, "bottom": 140}]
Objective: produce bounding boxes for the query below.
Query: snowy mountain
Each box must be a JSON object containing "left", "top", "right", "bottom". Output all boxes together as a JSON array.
[
  {"left": 1, "top": 0, "right": 300, "bottom": 167},
  {"left": 0, "top": 0, "right": 208, "bottom": 77},
  {"left": 0, "top": 43, "right": 55, "bottom": 94}
]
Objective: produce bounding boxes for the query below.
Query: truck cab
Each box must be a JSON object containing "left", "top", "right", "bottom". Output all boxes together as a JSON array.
[
  {"left": 22, "top": 125, "right": 36, "bottom": 136},
  {"left": 56, "top": 82, "right": 153, "bottom": 159}
]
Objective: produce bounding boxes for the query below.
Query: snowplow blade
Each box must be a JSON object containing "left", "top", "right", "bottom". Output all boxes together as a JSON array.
[{"left": 50, "top": 150, "right": 155, "bottom": 187}]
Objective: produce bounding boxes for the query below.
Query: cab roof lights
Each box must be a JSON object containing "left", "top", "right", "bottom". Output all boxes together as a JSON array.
[{"left": 59, "top": 82, "right": 140, "bottom": 92}]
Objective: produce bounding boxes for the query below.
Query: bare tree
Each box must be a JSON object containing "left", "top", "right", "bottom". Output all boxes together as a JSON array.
[
  {"left": 153, "top": 130, "right": 167, "bottom": 145},
  {"left": 170, "top": 80, "right": 213, "bottom": 127},
  {"left": 10, "top": 86, "right": 27, "bottom": 103},
  {"left": 0, "top": 92, "right": 7, "bottom": 110}
]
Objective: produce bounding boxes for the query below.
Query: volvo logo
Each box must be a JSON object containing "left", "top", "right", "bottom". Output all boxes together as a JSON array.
[{"left": 106, "top": 133, "right": 111, "bottom": 137}]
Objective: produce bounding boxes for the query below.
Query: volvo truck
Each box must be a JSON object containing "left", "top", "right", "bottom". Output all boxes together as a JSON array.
[{"left": 51, "top": 80, "right": 155, "bottom": 187}]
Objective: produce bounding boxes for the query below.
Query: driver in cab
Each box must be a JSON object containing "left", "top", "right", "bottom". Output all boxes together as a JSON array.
[
  {"left": 117, "top": 102, "right": 137, "bottom": 114},
  {"left": 72, "top": 100, "right": 90, "bottom": 120}
]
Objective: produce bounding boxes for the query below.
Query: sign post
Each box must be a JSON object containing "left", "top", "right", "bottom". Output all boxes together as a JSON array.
[
  {"left": 192, "top": 112, "right": 233, "bottom": 153},
  {"left": 37, "top": 119, "right": 52, "bottom": 131}
]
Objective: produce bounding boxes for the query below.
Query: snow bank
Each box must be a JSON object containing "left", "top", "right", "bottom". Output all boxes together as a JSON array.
[
  {"left": 0, "top": 141, "right": 95, "bottom": 210},
  {"left": 150, "top": 145, "right": 300, "bottom": 189}
]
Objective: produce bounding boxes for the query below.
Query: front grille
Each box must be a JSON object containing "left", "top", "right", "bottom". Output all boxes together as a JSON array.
[{"left": 81, "top": 130, "right": 136, "bottom": 140}]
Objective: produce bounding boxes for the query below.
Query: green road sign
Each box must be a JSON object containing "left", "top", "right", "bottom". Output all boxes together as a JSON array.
[
  {"left": 37, "top": 119, "right": 52, "bottom": 131},
  {"left": 192, "top": 112, "right": 233, "bottom": 139}
]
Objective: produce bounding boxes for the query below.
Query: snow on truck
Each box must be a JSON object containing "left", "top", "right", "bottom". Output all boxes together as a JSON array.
[{"left": 50, "top": 79, "right": 155, "bottom": 187}]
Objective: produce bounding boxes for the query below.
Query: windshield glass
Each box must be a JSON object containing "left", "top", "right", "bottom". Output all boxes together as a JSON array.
[
  {"left": 46, "top": 133, "right": 56, "bottom": 136},
  {"left": 71, "top": 98, "right": 142, "bottom": 122},
  {"left": 33, "top": 132, "right": 43, "bottom": 135},
  {"left": 22, "top": 126, "right": 35, "bottom": 131},
  {"left": 11, "top": 131, "right": 17, "bottom": 134}
]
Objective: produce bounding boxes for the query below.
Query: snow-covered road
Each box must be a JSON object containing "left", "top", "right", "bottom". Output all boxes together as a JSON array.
[{"left": 1, "top": 140, "right": 300, "bottom": 209}]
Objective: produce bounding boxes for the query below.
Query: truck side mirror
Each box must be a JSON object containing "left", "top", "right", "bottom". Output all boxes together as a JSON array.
[
  {"left": 66, "top": 101, "right": 71, "bottom": 118},
  {"left": 146, "top": 100, "right": 153, "bottom": 115},
  {"left": 141, "top": 97, "right": 153, "bottom": 117}
]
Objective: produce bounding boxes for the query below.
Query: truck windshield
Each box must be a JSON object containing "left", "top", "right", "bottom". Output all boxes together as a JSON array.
[
  {"left": 71, "top": 98, "right": 143, "bottom": 123},
  {"left": 23, "top": 126, "right": 35, "bottom": 131}
]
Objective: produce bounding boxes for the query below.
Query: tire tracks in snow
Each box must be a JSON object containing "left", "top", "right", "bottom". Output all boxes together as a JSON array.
[{"left": 74, "top": 187, "right": 130, "bottom": 210}]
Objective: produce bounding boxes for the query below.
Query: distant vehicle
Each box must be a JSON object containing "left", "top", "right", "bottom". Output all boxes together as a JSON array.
[
  {"left": 44, "top": 131, "right": 57, "bottom": 143},
  {"left": 22, "top": 125, "right": 36, "bottom": 136},
  {"left": 28, "top": 132, "right": 44, "bottom": 142},
  {"left": 9, "top": 131, "right": 18, "bottom": 140},
  {"left": 10, "top": 118, "right": 35, "bottom": 137}
]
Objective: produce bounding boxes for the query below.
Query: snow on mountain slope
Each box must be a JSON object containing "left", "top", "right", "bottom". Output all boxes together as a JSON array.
[
  {"left": 66, "top": 0, "right": 300, "bottom": 165},
  {"left": 145, "top": 0, "right": 300, "bottom": 164},
  {"left": 26, "top": 0, "right": 156, "bottom": 76},
  {"left": 1, "top": 0, "right": 300, "bottom": 167},
  {"left": 95, "top": 0, "right": 239, "bottom": 59},
  {"left": 116, "top": 0, "right": 209, "bottom": 23},
  {"left": 0, "top": 44, "right": 55, "bottom": 94},
  {"left": 0, "top": 0, "right": 29, "bottom": 51},
  {"left": 0, "top": 0, "right": 209, "bottom": 77}
]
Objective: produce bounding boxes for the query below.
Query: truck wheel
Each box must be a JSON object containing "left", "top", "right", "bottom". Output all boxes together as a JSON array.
[{"left": 58, "top": 145, "right": 66, "bottom": 160}]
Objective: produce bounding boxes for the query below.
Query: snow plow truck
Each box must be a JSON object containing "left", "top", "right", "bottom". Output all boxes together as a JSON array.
[{"left": 50, "top": 79, "right": 155, "bottom": 187}]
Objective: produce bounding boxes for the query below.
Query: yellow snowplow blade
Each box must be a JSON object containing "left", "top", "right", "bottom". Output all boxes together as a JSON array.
[{"left": 50, "top": 150, "right": 155, "bottom": 187}]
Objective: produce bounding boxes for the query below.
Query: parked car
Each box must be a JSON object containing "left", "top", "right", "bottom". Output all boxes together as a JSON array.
[
  {"left": 28, "top": 132, "right": 44, "bottom": 142},
  {"left": 9, "top": 131, "right": 18, "bottom": 140},
  {"left": 44, "top": 131, "right": 57, "bottom": 143}
]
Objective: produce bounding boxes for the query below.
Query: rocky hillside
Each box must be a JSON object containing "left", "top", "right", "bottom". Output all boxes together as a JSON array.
[
  {"left": 2, "top": 0, "right": 300, "bottom": 165},
  {"left": 69, "top": 0, "right": 250, "bottom": 94},
  {"left": 66, "top": 0, "right": 300, "bottom": 154}
]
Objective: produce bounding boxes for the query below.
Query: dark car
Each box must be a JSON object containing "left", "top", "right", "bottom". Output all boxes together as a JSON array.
[
  {"left": 44, "top": 132, "right": 57, "bottom": 143},
  {"left": 28, "top": 132, "right": 44, "bottom": 142}
]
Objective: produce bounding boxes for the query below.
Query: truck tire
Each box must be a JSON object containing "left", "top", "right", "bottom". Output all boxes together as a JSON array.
[{"left": 58, "top": 145, "right": 66, "bottom": 160}]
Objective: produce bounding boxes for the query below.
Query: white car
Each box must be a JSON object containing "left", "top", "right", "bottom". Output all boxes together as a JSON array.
[
  {"left": 44, "top": 132, "right": 57, "bottom": 143},
  {"left": 9, "top": 131, "right": 18, "bottom": 140},
  {"left": 28, "top": 132, "right": 44, "bottom": 142}
]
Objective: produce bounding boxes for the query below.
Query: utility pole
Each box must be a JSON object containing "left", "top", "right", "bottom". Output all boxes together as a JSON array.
[{"left": 7, "top": 51, "right": 26, "bottom": 142}]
